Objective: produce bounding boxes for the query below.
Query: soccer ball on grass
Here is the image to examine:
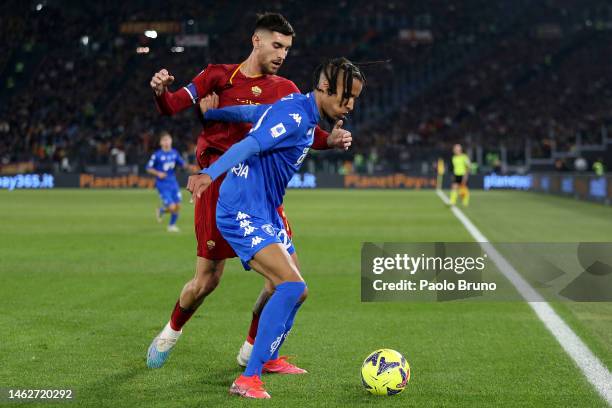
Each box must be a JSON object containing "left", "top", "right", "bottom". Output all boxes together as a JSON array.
[{"left": 361, "top": 349, "right": 410, "bottom": 396}]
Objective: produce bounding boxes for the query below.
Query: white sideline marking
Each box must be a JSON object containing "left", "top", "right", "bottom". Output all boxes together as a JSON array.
[{"left": 436, "top": 190, "right": 612, "bottom": 405}]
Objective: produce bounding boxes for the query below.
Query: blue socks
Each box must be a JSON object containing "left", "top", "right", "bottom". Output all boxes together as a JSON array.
[
  {"left": 169, "top": 213, "right": 178, "bottom": 226},
  {"left": 270, "top": 301, "right": 303, "bottom": 360},
  {"left": 244, "top": 281, "right": 306, "bottom": 377}
]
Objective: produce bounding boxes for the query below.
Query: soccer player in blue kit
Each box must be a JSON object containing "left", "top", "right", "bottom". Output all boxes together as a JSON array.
[
  {"left": 146, "top": 132, "right": 191, "bottom": 232},
  {"left": 187, "top": 58, "right": 365, "bottom": 399}
]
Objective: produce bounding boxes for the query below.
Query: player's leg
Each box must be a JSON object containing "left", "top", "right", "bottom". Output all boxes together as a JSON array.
[
  {"left": 236, "top": 279, "right": 274, "bottom": 366},
  {"left": 461, "top": 177, "right": 470, "bottom": 206},
  {"left": 156, "top": 188, "right": 169, "bottom": 222},
  {"left": 231, "top": 244, "right": 306, "bottom": 398},
  {"left": 238, "top": 252, "right": 308, "bottom": 374},
  {"left": 450, "top": 178, "right": 459, "bottom": 205},
  {"left": 147, "top": 256, "right": 225, "bottom": 368},
  {"left": 166, "top": 187, "right": 181, "bottom": 232},
  {"left": 238, "top": 208, "right": 307, "bottom": 370}
]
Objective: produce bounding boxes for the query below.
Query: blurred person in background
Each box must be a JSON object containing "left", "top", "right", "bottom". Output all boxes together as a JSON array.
[{"left": 450, "top": 144, "right": 471, "bottom": 206}]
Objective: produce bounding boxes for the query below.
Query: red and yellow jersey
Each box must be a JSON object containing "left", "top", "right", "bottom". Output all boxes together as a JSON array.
[{"left": 154, "top": 63, "right": 330, "bottom": 168}]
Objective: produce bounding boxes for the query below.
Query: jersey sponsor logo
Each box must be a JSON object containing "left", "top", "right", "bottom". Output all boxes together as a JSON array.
[
  {"left": 289, "top": 113, "right": 302, "bottom": 126},
  {"left": 251, "top": 236, "right": 264, "bottom": 247},
  {"left": 231, "top": 162, "right": 249, "bottom": 178},
  {"left": 236, "top": 211, "right": 251, "bottom": 221},
  {"left": 236, "top": 98, "right": 260, "bottom": 105},
  {"left": 262, "top": 224, "right": 275, "bottom": 236},
  {"left": 270, "top": 123, "right": 287, "bottom": 138},
  {"left": 251, "top": 86, "right": 262, "bottom": 97}
]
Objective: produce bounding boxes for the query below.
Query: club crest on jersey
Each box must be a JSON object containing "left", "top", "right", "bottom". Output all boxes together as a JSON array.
[
  {"left": 262, "top": 224, "right": 275, "bottom": 236},
  {"left": 270, "top": 123, "right": 286, "bottom": 138},
  {"left": 251, "top": 86, "right": 262, "bottom": 97},
  {"left": 231, "top": 162, "right": 249, "bottom": 178}
]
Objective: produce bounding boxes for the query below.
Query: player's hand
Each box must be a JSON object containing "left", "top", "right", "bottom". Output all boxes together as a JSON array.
[
  {"left": 150, "top": 69, "right": 175, "bottom": 96},
  {"left": 199, "top": 92, "right": 219, "bottom": 115},
  {"left": 328, "top": 120, "right": 352, "bottom": 151},
  {"left": 187, "top": 173, "right": 213, "bottom": 200},
  {"left": 157, "top": 171, "right": 167, "bottom": 179}
]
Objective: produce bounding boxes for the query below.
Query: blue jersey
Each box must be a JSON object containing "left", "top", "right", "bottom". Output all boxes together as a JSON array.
[
  {"left": 146, "top": 148, "right": 185, "bottom": 186},
  {"left": 214, "top": 93, "right": 320, "bottom": 218}
]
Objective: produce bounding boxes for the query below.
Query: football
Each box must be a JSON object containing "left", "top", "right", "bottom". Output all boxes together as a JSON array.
[{"left": 361, "top": 349, "right": 410, "bottom": 396}]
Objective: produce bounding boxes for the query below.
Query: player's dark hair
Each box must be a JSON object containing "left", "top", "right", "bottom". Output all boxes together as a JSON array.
[
  {"left": 255, "top": 12, "right": 295, "bottom": 37},
  {"left": 313, "top": 57, "right": 365, "bottom": 106}
]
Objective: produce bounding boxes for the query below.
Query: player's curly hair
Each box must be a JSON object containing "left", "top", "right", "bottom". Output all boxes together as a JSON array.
[
  {"left": 255, "top": 12, "right": 295, "bottom": 37},
  {"left": 313, "top": 58, "right": 366, "bottom": 106}
]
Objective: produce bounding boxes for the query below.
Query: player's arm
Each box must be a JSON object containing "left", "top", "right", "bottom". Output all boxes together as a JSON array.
[
  {"left": 174, "top": 152, "right": 192, "bottom": 172},
  {"left": 200, "top": 94, "right": 271, "bottom": 124},
  {"left": 152, "top": 65, "right": 220, "bottom": 116},
  {"left": 277, "top": 80, "right": 351, "bottom": 151},
  {"left": 187, "top": 105, "right": 300, "bottom": 198},
  {"left": 145, "top": 154, "right": 166, "bottom": 179}
]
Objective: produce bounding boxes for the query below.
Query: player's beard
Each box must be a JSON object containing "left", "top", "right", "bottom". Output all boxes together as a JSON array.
[{"left": 263, "top": 59, "right": 283, "bottom": 75}]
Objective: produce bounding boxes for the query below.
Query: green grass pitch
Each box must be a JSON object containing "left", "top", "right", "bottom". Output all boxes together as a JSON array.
[{"left": 1, "top": 189, "right": 611, "bottom": 407}]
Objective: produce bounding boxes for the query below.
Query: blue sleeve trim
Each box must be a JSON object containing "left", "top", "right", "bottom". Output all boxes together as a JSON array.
[{"left": 184, "top": 83, "right": 198, "bottom": 104}]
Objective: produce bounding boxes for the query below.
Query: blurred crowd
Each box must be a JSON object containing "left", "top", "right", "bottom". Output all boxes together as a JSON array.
[{"left": 1, "top": 0, "right": 610, "bottom": 174}]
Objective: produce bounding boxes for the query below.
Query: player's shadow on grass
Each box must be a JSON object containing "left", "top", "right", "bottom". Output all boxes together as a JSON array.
[
  {"left": 198, "top": 365, "right": 244, "bottom": 389},
  {"left": 81, "top": 365, "right": 142, "bottom": 400}
]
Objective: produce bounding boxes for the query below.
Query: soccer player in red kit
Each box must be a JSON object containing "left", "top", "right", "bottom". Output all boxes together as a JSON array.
[{"left": 146, "top": 13, "right": 352, "bottom": 372}]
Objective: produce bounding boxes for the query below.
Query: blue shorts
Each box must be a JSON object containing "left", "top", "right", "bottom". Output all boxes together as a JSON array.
[
  {"left": 157, "top": 183, "right": 181, "bottom": 206},
  {"left": 216, "top": 201, "right": 295, "bottom": 270}
]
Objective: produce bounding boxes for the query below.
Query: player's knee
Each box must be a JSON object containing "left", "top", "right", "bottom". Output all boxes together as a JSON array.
[
  {"left": 192, "top": 280, "right": 212, "bottom": 299},
  {"left": 195, "top": 268, "right": 224, "bottom": 298},
  {"left": 168, "top": 204, "right": 177, "bottom": 213}
]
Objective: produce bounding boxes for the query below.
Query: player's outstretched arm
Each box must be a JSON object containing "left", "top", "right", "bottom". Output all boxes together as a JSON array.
[
  {"left": 200, "top": 94, "right": 270, "bottom": 124},
  {"left": 187, "top": 136, "right": 261, "bottom": 199},
  {"left": 153, "top": 65, "right": 221, "bottom": 116}
]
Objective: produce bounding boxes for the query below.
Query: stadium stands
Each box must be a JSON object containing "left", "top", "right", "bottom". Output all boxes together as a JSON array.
[{"left": 1, "top": 0, "right": 610, "bottom": 174}]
